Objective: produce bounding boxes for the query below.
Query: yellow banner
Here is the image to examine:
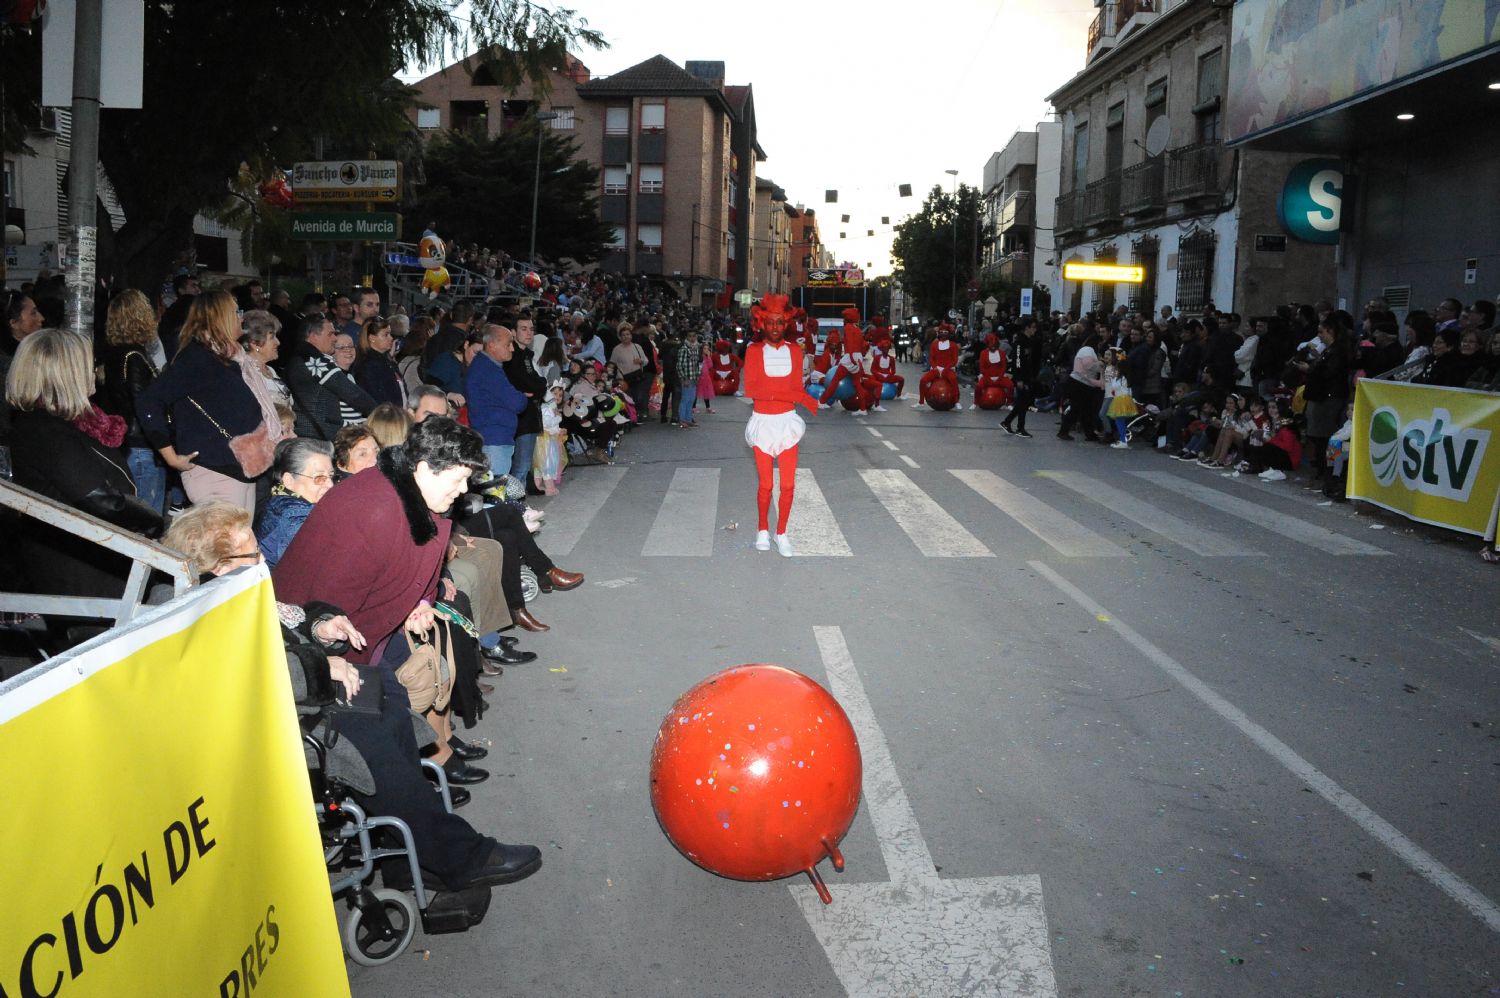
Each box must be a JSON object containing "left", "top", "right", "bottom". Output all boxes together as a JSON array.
[
  {"left": 1, "top": 568, "right": 350, "bottom": 998},
  {"left": 1349, "top": 380, "right": 1500, "bottom": 539}
]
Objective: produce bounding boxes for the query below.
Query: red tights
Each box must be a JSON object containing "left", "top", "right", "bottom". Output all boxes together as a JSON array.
[{"left": 753, "top": 444, "right": 798, "bottom": 534}]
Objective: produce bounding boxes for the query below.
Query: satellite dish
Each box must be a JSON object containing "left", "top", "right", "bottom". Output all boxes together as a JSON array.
[{"left": 1144, "top": 117, "right": 1170, "bottom": 157}]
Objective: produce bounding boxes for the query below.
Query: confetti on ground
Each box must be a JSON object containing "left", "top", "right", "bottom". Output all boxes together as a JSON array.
[
  {"left": 1095, "top": 614, "right": 1110, "bottom": 622},
  {"left": 549, "top": 666, "right": 569, "bottom": 673},
  {"left": 722, "top": 521, "right": 738, "bottom": 531}
]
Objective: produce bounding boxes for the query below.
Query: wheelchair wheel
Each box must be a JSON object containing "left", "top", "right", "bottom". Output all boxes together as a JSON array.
[
  {"left": 343, "top": 888, "right": 417, "bottom": 967},
  {"left": 519, "top": 565, "right": 539, "bottom": 604}
]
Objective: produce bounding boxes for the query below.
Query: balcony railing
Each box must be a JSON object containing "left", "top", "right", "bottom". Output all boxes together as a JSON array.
[
  {"left": 1086, "top": 0, "right": 1156, "bottom": 59},
  {"left": 1167, "top": 141, "right": 1226, "bottom": 201},
  {"left": 1083, "top": 174, "right": 1121, "bottom": 226},
  {"left": 1055, "top": 190, "right": 1083, "bottom": 238},
  {"left": 998, "top": 190, "right": 1034, "bottom": 231},
  {"left": 1120, "top": 158, "right": 1165, "bottom": 215}
]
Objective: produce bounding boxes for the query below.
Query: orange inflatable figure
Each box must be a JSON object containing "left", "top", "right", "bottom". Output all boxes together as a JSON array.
[{"left": 650, "top": 664, "right": 862, "bottom": 904}]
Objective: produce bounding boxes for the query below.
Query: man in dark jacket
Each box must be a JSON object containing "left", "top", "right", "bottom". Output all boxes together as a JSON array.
[
  {"left": 1201, "top": 317, "right": 1242, "bottom": 393},
  {"left": 156, "top": 272, "right": 198, "bottom": 360},
  {"left": 287, "top": 314, "right": 377, "bottom": 440},
  {"left": 504, "top": 312, "right": 547, "bottom": 491},
  {"left": 1001, "top": 317, "right": 1044, "bottom": 437}
]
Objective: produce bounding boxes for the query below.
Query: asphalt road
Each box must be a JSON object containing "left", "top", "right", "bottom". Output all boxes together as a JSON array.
[{"left": 350, "top": 362, "right": 1500, "bottom": 997}]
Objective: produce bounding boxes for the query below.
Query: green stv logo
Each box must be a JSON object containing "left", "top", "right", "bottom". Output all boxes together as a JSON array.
[{"left": 1368, "top": 407, "right": 1489, "bottom": 501}]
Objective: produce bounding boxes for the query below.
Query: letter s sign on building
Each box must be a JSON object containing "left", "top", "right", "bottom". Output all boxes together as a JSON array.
[{"left": 1279, "top": 159, "right": 1345, "bottom": 245}]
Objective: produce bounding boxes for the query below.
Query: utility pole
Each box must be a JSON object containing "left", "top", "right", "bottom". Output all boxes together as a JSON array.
[{"left": 64, "top": 0, "right": 103, "bottom": 340}]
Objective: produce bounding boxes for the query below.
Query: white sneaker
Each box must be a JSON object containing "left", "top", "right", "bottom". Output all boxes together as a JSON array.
[
  {"left": 911, "top": 402, "right": 925, "bottom": 409},
  {"left": 774, "top": 533, "right": 794, "bottom": 557},
  {"left": 871, "top": 404, "right": 887, "bottom": 412},
  {"left": 851, "top": 409, "right": 867, "bottom": 417},
  {"left": 1109, "top": 441, "right": 1129, "bottom": 449},
  {"left": 754, "top": 530, "right": 771, "bottom": 551},
  {"left": 1259, "top": 469, "right": 1286, "bottom": 482},
  {"left": 819, "top": 402, "right": 834, "bottom": 410}
]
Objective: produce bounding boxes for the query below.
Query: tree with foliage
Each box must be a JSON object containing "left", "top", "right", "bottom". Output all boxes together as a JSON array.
[
  {"left": 2, "top": 2, "right": 605, "bottom": 287},
  {"left": 889, "top": 183, "right": 983, "bottom": 321},
  {"left": 404, "top": 119, "right": 613, "bottom": 266}
]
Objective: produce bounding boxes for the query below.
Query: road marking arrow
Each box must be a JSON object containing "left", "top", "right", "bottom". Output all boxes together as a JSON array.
[{"left": 791, "top": 626, "right": 1057, "bottom": 997}]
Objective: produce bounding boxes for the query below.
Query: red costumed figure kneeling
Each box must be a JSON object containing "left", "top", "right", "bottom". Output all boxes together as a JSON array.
[
  {"left": 709, "top": 338, "right": 742, "bottom": 396},
  {"left": 818, "top": 307, "right": 873, "bottom": 413},
  {"left": 973, "top": 333, "right": 1014, "bottom": 409},
  {"left": 918, "top": 323, "right": 961, "bottom": 407},
  {"left": 867, "top": 337, "right": 904, "bottom": 408},
  {"left": 743, "top": 293, "right": 821, "bottom": 557}
]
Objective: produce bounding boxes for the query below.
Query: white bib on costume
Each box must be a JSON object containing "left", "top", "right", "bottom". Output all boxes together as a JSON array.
[{"left": 763, "top": 343, "right": 792, "bottom": 377}]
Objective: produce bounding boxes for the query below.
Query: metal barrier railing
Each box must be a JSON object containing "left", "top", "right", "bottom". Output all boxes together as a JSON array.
[{"left": 0, "top": 481, "right": 198, "bottom": 627}]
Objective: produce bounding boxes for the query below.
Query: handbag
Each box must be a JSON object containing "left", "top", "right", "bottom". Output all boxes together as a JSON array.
[
  {"left": 394, "top": 623, "right": 453, "bottom": 714},
  {"left": 187, "top": 397, "right": 275, "bottom": 478}
]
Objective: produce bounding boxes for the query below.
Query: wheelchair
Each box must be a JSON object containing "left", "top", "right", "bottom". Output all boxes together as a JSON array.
[{"left": 305, "top": 734, "right": 489, "bottom": 966}]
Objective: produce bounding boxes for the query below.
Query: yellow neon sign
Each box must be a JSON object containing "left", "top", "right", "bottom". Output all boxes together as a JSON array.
[{"left": 1062, "top": 262, "right": 1146, "bottom": 283}]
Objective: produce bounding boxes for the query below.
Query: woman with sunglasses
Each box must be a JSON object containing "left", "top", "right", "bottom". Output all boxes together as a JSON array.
[{"left": 254, "top": 437, "right": 336, "bottom": 568}]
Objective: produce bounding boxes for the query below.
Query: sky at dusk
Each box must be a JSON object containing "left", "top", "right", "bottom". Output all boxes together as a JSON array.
[{"left": 407, "top": 1, "right": 1099, "bottom": 277}]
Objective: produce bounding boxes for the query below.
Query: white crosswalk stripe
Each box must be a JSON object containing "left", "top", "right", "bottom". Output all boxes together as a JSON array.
[
  {"left": 1130, "top": 471, "right": 1390, "bottom": 556},
  {"left": 534, "top": 465, "right": 626, "bottom": 556},
  {"left": 859, "top": 469, "right": 994, "bottom": 557},
  {"left": 642, "top": 467, "right": 721, "bottom": 556},
  {"left": 1037, "top": 470, "right": 1265, "bottom": 557},
  {"left": 952, "top": 470, "right": 1129, "bottom": 558},
  {"left": 785, "top": 468, "right": 853, "bottom": 556}
]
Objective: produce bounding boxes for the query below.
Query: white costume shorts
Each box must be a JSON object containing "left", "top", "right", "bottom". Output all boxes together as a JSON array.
[{"left": 745, "top": 410, "right": 806, "bottom": 457}]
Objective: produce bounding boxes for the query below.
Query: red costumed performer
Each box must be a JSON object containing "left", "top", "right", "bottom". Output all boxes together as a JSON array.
[
  {"left": 867, "top": 338, "right": 904, "bottom": 410},
  {"left": 917, "top": 324, "right": 961, "bottom": 407},
  {"left": 809, "top": 329, "right": 841, "bottom": 388},
  {"left": 710, "top": 339, "right": 742, "bottom": 396},
  {"left": 743, "top": 293, "right": 821, "bottom": 557},
  {"left": 818, "top": 307, "right": 873, "bottom": 413},
  {"left": 973, "top": 333, "right": 1014, "bottom": 409},
  {"left": 792, "top": 307, "right": 818, "bottom": 357}
]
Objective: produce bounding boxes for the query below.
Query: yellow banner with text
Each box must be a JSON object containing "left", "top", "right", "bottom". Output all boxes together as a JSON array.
[
  {"left": 0, "top": 568, "right": 349, "bottom": 998},
  {"left": 1348, "top": 379, "right": 1500, "bottom": 539}
]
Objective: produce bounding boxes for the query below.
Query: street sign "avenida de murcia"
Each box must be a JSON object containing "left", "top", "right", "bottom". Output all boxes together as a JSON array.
[
  {"left": 1278, "top": 159, "right": 1344, "bottom": 245},
  {"left": 1367, "top": 406, "right": 1490, "bottom": 502}
]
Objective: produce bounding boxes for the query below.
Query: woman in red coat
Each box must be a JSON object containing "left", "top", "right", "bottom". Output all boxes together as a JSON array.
[{"left": 742, "top": 294, "right": 821, "bottom": 557}]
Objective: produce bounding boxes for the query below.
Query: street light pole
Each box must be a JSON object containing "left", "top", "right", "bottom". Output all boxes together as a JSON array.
[
  {"left": 530, "top": 111, "right": 561, "bottom": 267},
  {"left": 945, "top": 169, "right": 959, "bottom": 320}
]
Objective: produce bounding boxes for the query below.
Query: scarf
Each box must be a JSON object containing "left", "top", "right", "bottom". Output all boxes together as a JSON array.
[
  {"left": 73, "top": 402, "right": 127, "bottom": 449},
  {"left": 236, "top": 349, "right": 288, "bottom": 445}
]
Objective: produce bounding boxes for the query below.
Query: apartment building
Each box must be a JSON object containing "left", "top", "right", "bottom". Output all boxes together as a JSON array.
[
  {"left": 980, "top": 123, "right": 1062, "bottom": 299},
  {"left": 408, "top": 52, "right": 765, "bottom": 306},
  {"left": 753, "top": 177, "right": 796, "bottom": 295},
  {"left": 1048, "top": 0, "right": 1334, "bottom": 319}
]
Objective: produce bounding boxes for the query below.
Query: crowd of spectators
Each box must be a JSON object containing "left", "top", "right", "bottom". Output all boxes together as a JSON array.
[
  {"left": 0, "top": 263, "right": 755, "bottom": 940},
  {"left": 964, "top": 292, "right": 1500, "bottom": 557}
]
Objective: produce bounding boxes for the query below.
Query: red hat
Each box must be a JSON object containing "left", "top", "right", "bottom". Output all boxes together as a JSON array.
[
  {"left": 878, "top": 337, "right": 893, "bottom": 350},
  {"left": 715, "top": 338, "right": 731, "bottom": 352},
  {"left": 938, "top": 322, "right": 954, "bottom": 335},
  {"left": 985, "top": 333, "right": 999, "bottom": 349},
  {"left": 842, "top": 307, "right": 862, "bottom": 323},
  {"left": 826, "top": 329, "right": 842, "bottom": 344}
]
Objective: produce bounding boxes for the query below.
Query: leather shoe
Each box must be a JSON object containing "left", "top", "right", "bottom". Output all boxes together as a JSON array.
[
  {"left": 448, "top": 787, "right": 471, "bottom": 809},
  {"left": 463, "top": 842, "right": 543, "bottom": 888},
  {"left": 449, "top": 736, "right": 488, "bottom": 761},
  {"left": 443, "top": 755, "right": 490, "bottom": 785},
  {"left": 512, "top": 607, "right": 550, "bottom": 632},
  {"left": 479, "top": 681, "right": 495, "bottom": 695},
  {"left": 537, "top": 567, "right": 584, "bottom": 593},
  {"left": 498, "top": 635, "right": 519, "bottom": 649},
  {"left": 480, "top": 657, "right": 505, "bottom": 677},
  {"left": 483, "top": 643, "right": 538, "bottom": 665}
]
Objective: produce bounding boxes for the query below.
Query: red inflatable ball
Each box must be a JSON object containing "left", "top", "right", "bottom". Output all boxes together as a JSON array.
[
  {"left": 650, "top": 664, "right": 862, "bottom": 905},
  {"left": 522, "top": 271, "right": 542, "bottom": 291},
  {"left": 712, "top": 372, "right": 741, "bottom": 396},
  {"left": 975, "top": 383, "right": 1011, "bottom": 410},
  {"left": 925, "top": 378, "right": 959, "bottom": 411},
  {"left": 840, "top": 380, "right": 879, "bottom": 412}
]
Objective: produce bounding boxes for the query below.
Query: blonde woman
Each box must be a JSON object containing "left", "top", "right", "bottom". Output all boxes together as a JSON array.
[
  {"left": 6, "top": 329, "right": 162, "bottom": 605},
  {"left": 367, "top": 401, "right": 412, "bottom": 448},
  {"left": 101, "top": 289, "right": 167, "bottom": 513},
  {"left": 135, "top": 288, "right": 268, "bottom": 511}
]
